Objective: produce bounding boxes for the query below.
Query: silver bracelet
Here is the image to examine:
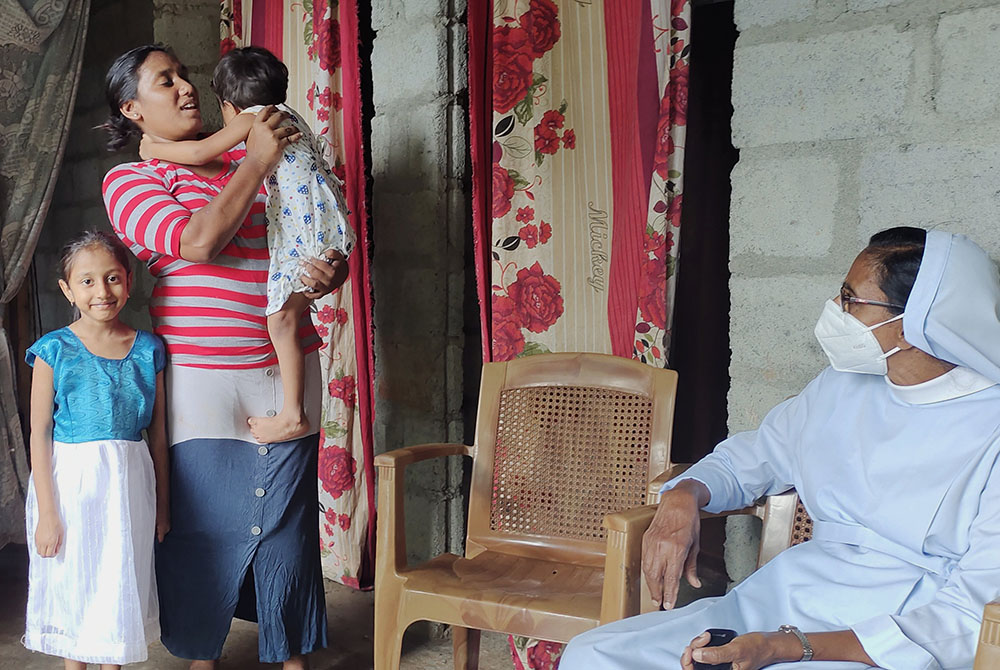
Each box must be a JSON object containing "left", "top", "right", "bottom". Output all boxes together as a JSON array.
[{"left": 778, "top": 624, "right": 813, "bottom": 662}]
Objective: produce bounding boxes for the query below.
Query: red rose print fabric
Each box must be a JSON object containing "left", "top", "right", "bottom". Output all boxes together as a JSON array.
[
  {"left": 634, "top": 4, "right": 690, "bottom": 365},
  {"left": 477, "top": 0, "right": 689, "bottom": 369},
  {"left": 221, "top": 0, "right": 375, "bottom": 591},
  {"left": 469, "top": 1, "right": 691, "bottom": 666},
  {"left": 219, "top": 0, "right": 242, "bottom": 54}
]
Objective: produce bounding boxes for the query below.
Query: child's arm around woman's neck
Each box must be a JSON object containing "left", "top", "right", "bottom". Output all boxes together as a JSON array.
[{"left": 140, "top": 112, "right": 256, "bottom": 166}]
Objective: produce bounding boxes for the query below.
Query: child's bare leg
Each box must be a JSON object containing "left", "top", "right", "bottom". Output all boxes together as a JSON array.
[
  {"left": 189, "top": 661, "right": 218, "bottom": 670},
  {"left": 64, "top": 660, "right": 86, "bottom": 670},
  {"left": 100, "top": 665, "right": 122, "bottom": 670},
  {"left": 249, "top": 292, "right": 312, "bottom": 443}
]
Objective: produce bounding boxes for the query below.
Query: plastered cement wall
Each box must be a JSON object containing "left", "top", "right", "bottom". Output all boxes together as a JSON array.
[{"left": 725, "top": 0, "right": 1000, "bottom": 581}]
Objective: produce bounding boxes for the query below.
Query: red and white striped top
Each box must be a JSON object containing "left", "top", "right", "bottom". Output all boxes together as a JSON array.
[{"left": 103, "top": 151, "right": 320, "bottom": 369}]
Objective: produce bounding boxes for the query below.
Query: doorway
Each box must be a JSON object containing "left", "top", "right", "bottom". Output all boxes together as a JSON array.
[{"left": 670, "top": 0, "right": 738, "bottom": 464}]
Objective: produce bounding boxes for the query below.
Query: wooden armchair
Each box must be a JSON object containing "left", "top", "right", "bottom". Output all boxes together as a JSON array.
[
  {"left": 607, "top": 490, "right": 1000, "bottom": 667},
  {"left": 373, "top": 352, "right": 681, "bottom": 670}
]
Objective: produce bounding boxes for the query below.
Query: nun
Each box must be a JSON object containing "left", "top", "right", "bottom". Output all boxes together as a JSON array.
[{"left": 562, "top": 227, "right": 1000, "bottom": 670}]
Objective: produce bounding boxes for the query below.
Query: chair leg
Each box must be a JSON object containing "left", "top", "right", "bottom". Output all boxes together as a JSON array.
[
  {"left": 374, "top": 623, "right": 405, "bottom": 670},
  {"left": 452, "top": 626, "right": 481, "bottom": 670},
  {"left": 374, "top": 586, "right": 405, "bottom": 670}
]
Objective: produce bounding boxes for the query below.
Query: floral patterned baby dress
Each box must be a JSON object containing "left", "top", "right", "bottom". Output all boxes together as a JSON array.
[{"left": 243, "top": 103, "right": 356, "bottom": 316}]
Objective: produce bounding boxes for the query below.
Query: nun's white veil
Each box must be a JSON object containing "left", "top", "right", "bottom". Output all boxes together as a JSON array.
[{"left": 903, "top": 230, "right": 1000, "bottom": 384}]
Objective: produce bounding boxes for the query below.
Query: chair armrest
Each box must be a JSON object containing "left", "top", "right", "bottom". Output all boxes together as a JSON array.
[
  {"left": 374, "top": 442, "right": 473, "bottom": 468},
  {"left": 375, "top": 443, "right": 474, "bottom": 576},
  {"left": 974, "top": 600, "right": 1000, "bottom": 670},
  {"left": 600, "top": 504, "right": 658, "bottom": 625},
  {"left": 700, "top": 504, "right": 764, "bottom": 520},
  {"left": 646, "top": 462, "right": 693, "bottom": 504}
]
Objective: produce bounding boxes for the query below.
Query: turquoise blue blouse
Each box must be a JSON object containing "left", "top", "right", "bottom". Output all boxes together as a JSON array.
[{"left": 26, "top": 328, "right": 166, "bottom": 443}]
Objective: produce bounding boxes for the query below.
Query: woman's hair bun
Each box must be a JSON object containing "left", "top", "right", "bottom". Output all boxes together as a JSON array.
[{"left": 99, "top": 113, "right": 140, "bottom": 152}]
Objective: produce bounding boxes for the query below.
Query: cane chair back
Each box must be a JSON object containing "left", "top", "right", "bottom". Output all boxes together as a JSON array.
[
  {"left": 488, "top": 387, "right": 653, "bottom": 542},
  {"left": 465, "top": 354, "right": 675, "bottom": 566}
]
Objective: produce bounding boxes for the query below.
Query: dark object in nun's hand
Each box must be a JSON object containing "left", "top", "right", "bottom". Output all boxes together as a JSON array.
[{"left": 692, "top": 628, "right": 738, "bottom": 670}]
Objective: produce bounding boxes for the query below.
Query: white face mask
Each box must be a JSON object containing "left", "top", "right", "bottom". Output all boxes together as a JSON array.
[{"left": 814, "top": 298, "right": 903, "bottom": 375}]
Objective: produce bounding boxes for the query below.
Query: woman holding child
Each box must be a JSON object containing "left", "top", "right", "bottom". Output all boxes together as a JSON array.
[{"left": 99, "top": 45, "right": 347, "bottom": 669}]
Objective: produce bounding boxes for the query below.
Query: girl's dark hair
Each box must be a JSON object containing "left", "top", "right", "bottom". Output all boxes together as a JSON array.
[
  {"left": 100, "top": 44, "right": 173, "bottom": 152},
  {"left": 864, "top": 226, "right": 927, "bottom": 314},
  {"left": 59, "top": 230, "right": 133, "bottom": 282},
  {"left": 211, "top": 46, "right": 288, "bottom": 109}
]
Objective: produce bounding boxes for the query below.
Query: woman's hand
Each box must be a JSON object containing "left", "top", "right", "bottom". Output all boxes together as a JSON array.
[
  {"left": 156, "top": 502, "right": 171, "bottom": 542},
  {"left": 35, "top": 512, "right": 63, "bottom": 558},
  {"left": 301, "top": 250, "right": 350, "bottom": 299},
  {"left": 245, "top": 106, "right": 302, "bottom": 174},
  {"left": 681, "top": 631, "right": 796, "bottom": 670},
  {"left": 641, "top": 479, "right": 708, "bottom": 609}
]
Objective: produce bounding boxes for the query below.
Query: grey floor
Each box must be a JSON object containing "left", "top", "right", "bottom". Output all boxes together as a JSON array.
[{"left": 0, "top": 545, "right": 511, "bottom": 670}]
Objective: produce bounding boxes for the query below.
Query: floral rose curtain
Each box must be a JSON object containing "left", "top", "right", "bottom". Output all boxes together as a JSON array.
[
  {"left": 0, "top": 0, "right": 90, "bottom": 549},
  {"left": 221, "top": 0, "right": 375, "bottom": 589},
  {"left": 472, "top": 0, "right": 690, "bottom": 370},
  {"left": 469, "top": 0, "right": 691, "bottom": 666}
]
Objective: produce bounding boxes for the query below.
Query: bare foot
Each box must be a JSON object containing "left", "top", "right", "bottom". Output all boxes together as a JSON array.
[
  {"left": 283, "top": 655, "right": 309, "bottom": 670},
  {"left": 189, "top": 661, "right": 218, "bottom": 670},
  {"left": 248, "top": 411, "right": 310, "bottom": 444}
]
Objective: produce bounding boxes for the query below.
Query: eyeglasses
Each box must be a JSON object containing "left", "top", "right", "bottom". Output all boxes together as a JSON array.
[{"left": 839, "top": 288, "right": 904, "bottom": 314}]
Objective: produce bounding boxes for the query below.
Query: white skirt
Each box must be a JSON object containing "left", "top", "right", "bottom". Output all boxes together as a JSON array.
[{"left": 24, "top": 439, "right": 160, "bottom": 664}]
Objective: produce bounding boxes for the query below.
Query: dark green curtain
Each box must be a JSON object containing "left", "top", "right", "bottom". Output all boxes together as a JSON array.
[{"left": 0, "top": 0, "right": 90, "bottom": 548}]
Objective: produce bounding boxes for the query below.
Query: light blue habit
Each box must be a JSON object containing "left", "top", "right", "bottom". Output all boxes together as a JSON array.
[{"left": 561, "top": 231, "right": 1000, "bottom": 670}]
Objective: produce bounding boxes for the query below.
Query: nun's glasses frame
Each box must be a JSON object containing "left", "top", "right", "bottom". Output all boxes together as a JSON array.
[{"left": 839, "top": 288, "right": 905, "bottom": 313}]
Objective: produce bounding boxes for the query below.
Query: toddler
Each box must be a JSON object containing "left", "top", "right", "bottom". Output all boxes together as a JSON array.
[{"left": 141, "top": 46, "right": 356, "bottom": 444}]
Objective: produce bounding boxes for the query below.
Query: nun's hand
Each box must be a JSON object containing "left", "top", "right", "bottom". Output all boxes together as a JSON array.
[
  {"left": 301, "top": 250, "right": 349, "bottom": 299},
  {"left": 641, "top": 479, "right": 706, "bottom": 610},
  {"left": 680, "top": 632, "right": 778, "bottom": 670}
]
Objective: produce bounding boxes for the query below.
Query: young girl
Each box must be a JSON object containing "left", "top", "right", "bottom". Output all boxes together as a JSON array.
[
  {"left": 139, "top": 45, "right": 356, "bottom": 445},
  {"left": 23, "top": 231, "right": 169, "bottom": 669}
]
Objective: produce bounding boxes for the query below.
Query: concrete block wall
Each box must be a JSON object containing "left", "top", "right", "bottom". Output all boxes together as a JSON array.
[
  {"left": 370, "top": 0, "right": 471, "bottom": 565},
  {"left": 38, "top": 0, "right": 155, "bottom": 335},
  {"left": 39, "top": 0, "right": 220, "bottom": 335},
  {"left": 152, "top": 0, "right": 224, "bottom": 133},
  {"left": 725, "top": 0, "right": 1000, "bottom": 581}
]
